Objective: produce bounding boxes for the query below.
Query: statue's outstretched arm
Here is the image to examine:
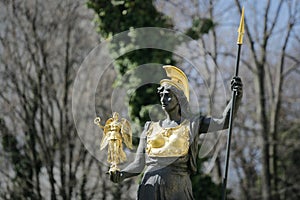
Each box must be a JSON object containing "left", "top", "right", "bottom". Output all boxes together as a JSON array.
[
  {"left": 110, "top": 122, "right": 151, "bottom": 183},
  {"left": 199, "top": 77, "right": 243, "bottom": 133}
]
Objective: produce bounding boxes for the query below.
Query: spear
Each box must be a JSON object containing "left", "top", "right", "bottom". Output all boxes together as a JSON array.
[{"left": 221, "top": 7, "right": 245, "bottom": 200}]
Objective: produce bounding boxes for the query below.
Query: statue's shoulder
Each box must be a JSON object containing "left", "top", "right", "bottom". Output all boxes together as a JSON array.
[
  {"left": 144, "top": 121, "right": 153, "bottom": 129},
  {"left": 188, "top": 114, "right": 207, "bottom": 132},
  {"left": 189, "top": 113, "right": 205, "bottom": 123}
]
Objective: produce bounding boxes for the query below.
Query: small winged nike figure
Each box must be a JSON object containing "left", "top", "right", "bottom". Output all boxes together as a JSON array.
[{"left": 94, "top": 112, "right": 133, "bottom": 172}]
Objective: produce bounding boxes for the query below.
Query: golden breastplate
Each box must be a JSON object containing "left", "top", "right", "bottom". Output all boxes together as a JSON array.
[{"left": 146, "top": 120, "right": 190, "bottom": 157}]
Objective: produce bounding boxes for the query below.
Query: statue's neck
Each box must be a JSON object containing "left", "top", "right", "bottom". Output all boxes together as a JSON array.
[{"left": 164, "top": 105, "right": 182, "bottom": 126}]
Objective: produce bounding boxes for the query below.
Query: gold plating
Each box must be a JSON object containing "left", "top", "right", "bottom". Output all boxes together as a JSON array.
[
  {"left": 146, "top": 120, "right": 190, "bottom": 157},
  {"left": 94, "top": 112, "right": 132, "bottom": 172}
]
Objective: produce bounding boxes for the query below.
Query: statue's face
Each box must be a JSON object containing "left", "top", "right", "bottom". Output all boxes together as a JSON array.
[{"left": 159, "top": 87, "right": 179, "bottom": 112}]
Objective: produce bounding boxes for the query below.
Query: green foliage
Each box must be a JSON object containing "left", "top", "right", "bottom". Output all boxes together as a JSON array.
[
  {"left": 87, "top": 0, "right": 175, "bottom": 126},
  {"left": 191, "top": 156, "right": 230, "bottom": 200},
  {"left": 87, "top": 0, "right": 215, "bottom": 127},
  {"left": 87, "top": 0, "right": 172, "bottom": 37},
  {"left": 186, "top": 17, "right": 215, "bottom": 40}
]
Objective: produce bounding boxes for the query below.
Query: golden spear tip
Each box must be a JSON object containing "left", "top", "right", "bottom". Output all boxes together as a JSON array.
[{"left": 237, "top": 6, "right": 245, "bottom": 44}]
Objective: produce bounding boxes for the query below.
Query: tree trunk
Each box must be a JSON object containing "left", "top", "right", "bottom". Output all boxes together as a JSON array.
[{"left": 255, "top": 64, "right": 271, "bottom": 200}]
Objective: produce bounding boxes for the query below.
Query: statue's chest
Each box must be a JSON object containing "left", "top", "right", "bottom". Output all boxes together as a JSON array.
[{"left": 146, "top": 121, "right": 190, "bottom": 157}]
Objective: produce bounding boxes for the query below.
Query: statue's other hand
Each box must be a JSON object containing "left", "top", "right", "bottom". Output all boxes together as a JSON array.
[
  {"left": 231, "top": 76, "right": 243, "bottom": 98},
  {"left": 109, "top": 170, "right": 123, "bottom": 183}
]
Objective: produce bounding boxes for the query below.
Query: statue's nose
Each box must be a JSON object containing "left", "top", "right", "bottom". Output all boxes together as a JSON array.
[{"left": 160, "top": 94, "right": 168, "bottom": 104}]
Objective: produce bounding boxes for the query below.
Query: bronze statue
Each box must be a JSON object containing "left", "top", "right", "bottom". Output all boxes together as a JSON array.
[
  {"left": 94, "top": 112, "right": 132, "bottom": 172},
  {"left": 108, "top": 65, "right": 243, "bottom": 200}
]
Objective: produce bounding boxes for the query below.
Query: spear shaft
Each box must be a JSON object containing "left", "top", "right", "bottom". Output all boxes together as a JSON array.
[{"left": 221, "top": 7, "right": 244, "bottom": 200}]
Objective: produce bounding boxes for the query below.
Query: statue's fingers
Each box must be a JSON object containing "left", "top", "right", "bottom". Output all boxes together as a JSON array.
[
  {"left": 109, "top": 171, "right": 115, "bottom": 181},
  {"left": 231, "top": 77, "right": 242, "bottom": 85},
  {"left": 110, "top": 170, "right": 122, "bottom": 183},
  {"left": 234, "top": 76, "right": 242, "bottom": 81}
]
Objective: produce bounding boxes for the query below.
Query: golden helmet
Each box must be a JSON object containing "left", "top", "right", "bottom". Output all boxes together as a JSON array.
[{"left": 160, "top": 65, "right": 189, "bottom": 101}]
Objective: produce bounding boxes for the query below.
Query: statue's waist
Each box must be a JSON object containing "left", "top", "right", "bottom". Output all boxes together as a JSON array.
[
  {"left": 144, "top": 163, "right": 190, "bottom": 177},
  {"left": 107, "top": 131, "right": 122, "bottom": 140}
]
